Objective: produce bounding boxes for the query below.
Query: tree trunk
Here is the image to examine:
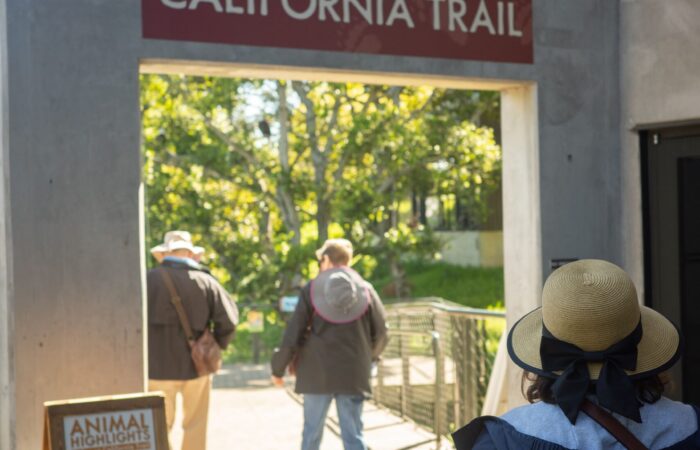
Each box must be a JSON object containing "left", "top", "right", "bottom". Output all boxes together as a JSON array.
[
  {"left": 258, "top": 203, "right": 272, "bottom": 248},
  {"left": 438, "top": 197, "right": 445, "bottom": 230},
  {"left": 391, "top": 200, "right": 399, "bottom": 228},
  {"left": 293, "top": 81, "right": 331, "bottom": 246},
  {"left": 277, "top": 81, "right": 290, "bottom": 170},
  {"left": 389, "top": 256, "right": 409, "bottom": 299},
  {"left": 275, "top": 80, "right": 302, "bottom": 245},
  {"left": 316, "top": 197, "right": 330, "bottom": 244}
]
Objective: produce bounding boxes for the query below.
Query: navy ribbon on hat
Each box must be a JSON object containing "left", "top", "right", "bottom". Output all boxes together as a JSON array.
[{"left": 540, "top": 320, "right": 643, "bottom": 424}]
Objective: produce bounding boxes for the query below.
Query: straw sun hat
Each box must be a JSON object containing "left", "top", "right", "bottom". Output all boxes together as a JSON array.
[{"left": 508, "top": 259, "right": 681, "bottom": 422}]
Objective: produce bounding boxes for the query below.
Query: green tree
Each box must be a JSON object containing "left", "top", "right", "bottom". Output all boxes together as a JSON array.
[{"left": 140, "top": 74, "right": 500, "bottom": 302}]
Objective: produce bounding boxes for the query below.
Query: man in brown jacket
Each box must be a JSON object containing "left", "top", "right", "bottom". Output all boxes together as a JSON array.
[
  {"left": 271, "top": 239, "right": 388, "bottom": 450},
  {"left": 147, "top": 231, "right": 238, "bottom": 450}
]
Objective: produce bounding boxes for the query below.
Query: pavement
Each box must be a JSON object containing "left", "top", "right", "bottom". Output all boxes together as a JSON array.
[{"left": 168, "top": 364, "right": 444, "bottom": 450}]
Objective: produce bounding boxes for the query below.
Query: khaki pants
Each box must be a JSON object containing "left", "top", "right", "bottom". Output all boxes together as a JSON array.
[{"left": 149, "top": 376, "right": 211, "bottom": 450}]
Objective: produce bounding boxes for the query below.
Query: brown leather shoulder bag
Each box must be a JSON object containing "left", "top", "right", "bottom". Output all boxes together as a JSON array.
[{"left": 159, "top": 268, "right": 222, "bottom": 377}]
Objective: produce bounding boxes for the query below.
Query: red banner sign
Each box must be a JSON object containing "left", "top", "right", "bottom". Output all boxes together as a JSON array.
[{"left": 142, "top": 0, "right": 532, "bottom": 64}]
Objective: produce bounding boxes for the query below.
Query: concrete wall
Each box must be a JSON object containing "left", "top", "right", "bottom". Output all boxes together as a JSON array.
[
  {"left": 480, "top": 231, "right": 504, "bottom": 267},
  {"left": 1, "top": 0, "right": 622, "bottom": 445},
  {"left": 620, "top": 0, "right": 700, "bottom": 298},
  {"left": 0, "top": 1, "right": 14, "bottom": 449},
  {"left": 6, "top": 2, "right": 146, "bottom": 446},
  {"left": 436, "top": 231, "right": 481, "bottom": 267},
  {"left": 435, "top": 231, "right": 504, "bottom": 267}
]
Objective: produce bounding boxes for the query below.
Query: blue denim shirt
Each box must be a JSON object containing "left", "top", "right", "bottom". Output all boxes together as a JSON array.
[
  {"left": 163, "top": 255, "right": 200, "bottom": 270},
  {"left": 454, "top": 397, "right": 700, "bottom": 450}
]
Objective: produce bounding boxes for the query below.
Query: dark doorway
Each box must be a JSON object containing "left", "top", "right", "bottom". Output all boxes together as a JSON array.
[{"left": 643, "top": 126, "right": 700, "bottom": 403}]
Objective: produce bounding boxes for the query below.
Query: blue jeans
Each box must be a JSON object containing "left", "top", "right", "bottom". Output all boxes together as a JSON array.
[{"left": 302, "top": 394, "right": 367, "bottom": 450}]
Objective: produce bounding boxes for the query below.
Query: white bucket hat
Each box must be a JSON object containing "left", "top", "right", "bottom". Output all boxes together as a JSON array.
[{"left": 150, "top": 230, "right": 204, "bottom": 261}]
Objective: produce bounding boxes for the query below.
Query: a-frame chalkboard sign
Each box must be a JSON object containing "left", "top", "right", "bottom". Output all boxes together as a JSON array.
[{"left": 42, "top": 392, "right": 169, "bottom": 450}]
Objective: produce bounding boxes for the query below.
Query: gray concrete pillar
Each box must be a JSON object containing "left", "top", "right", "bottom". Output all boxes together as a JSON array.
[
  {"left": 501, "top": 85, "right": 542, "bottom": 408},
  {"left": 0, "top": 1, "right": 15, "bottom": 448},
  {"left": 6, "top": 2, "right": 146, "bottom": 447}
]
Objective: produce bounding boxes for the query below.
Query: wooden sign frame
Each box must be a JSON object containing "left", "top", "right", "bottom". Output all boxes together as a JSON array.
[{"left": 43, "top": 392, "right": 169, "bottom": 450}]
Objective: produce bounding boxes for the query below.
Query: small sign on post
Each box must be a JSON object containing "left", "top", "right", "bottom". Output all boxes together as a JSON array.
[
  {"left": 550, "top": 258, "right": 579, "bottom": 273},
  {"left": 247, "top": 310, "right": 265, "bottom": 334},
  {"left": 42, "top": 392, "right": 169, "bottom": 450},
  {"left": 279, "top": 296, "right": 299, "bottom": 313},
  {"left": 246, "top": 310, "right": 265, "bottom": 364}
]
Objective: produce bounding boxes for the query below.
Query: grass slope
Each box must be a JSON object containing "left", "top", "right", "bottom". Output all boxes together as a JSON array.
[{"left": 371, "top": 261, "right": 504, "bottom": 310}]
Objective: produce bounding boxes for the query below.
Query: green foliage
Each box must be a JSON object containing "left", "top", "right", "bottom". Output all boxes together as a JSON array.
[
  {"left": 142, "top": 75, "right": 297, "bottom": 301},
  {"left": 221, "top": 308, "right": 285, "bottom": 364},
  {"left": 370, "top": 261, "right": 504, "bottom": 310},
  {"left": 141, "top": 74, "right": 501, "bottom": 307}
]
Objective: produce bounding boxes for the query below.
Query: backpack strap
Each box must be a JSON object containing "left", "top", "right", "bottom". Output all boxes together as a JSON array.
[
  {"left": 580, "top": 399, "right": 648, "bottom": 450},
  {"left": 452, "top": 416, "right": 496, "bottom": 449}
]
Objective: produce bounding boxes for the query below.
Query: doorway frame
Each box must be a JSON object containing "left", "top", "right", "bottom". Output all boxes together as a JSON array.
[
  {"left": 0, "top": 57, "right": 544, "bottom": 447},
  {"left": 640, "top": 123, "right": 700, "bottom": 401},
  {"left": 138, "top": 59, "right": 543, "bottom": 407}
]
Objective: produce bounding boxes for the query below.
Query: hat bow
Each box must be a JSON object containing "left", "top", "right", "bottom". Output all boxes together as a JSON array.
[{"left": 540, "top": 320, "right": 643, "bottom": 424}]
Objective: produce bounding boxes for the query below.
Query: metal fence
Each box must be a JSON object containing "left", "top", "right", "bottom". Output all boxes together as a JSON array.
[{"left": 372, "top": 299, "right": 506, "bottom": 445}]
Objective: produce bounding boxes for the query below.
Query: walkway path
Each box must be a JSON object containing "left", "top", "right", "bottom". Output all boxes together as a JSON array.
[{"left": 169, "top": 364, "right": 442, "bottom": 450}]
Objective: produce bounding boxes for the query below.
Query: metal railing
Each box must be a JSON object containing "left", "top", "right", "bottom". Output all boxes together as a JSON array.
[{"left": 372, "top": 298, "right": 505, "bottom": 445}]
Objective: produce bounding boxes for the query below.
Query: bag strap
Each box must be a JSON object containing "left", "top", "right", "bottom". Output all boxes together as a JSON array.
[
  {"left": 580, "top": 399, "right": 648, "bottom": 450},
  {"left": 159, "top": 268, "right": 195, "bottom": 344},
  {"left": 306, "top": 281, "right": 317, "bottom": 332},
  {"left": 305, "top": 308, "right": 315, "bottom": 333}
]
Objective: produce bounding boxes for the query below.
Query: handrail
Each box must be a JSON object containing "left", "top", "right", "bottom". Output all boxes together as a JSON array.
[
  {"left": 376, "top": 298, "right": 506, "bottom": 444},
  {"left": 381, "top": 327, "right": 443, "bottom": 446},
  {"left": 431, "top": 330, "right": 443, "bottom": 447},
  {"left": 387, "top": 329, "right": 440, "bottom": 338},
  {"left": 385, "top": 298, "right": 506, "bottom": 319}
]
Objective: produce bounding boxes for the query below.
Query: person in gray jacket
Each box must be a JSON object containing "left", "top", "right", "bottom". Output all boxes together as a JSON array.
[{"left": 271, "top": 238, "right": 388, "bottom": 450}]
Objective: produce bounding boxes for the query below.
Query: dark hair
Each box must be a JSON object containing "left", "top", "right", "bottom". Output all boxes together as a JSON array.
[{"left": 522, "top": 371, "right": 668, "bottom": 405}]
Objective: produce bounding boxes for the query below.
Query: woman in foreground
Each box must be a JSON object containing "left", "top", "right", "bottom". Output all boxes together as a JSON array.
[{"left": 453, "top": 259, "right": 700, "bottom": 450}]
